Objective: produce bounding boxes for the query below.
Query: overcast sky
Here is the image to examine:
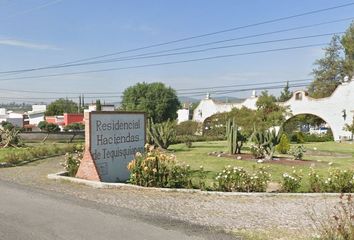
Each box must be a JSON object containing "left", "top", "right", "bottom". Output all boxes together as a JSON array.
[{"left": 0, "top": 0, "right": 353, "bottom": 104}]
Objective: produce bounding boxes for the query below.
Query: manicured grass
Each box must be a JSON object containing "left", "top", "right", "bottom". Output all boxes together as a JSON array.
[{"left": 169, "top": 141, "right": 354, "bottom": 191}]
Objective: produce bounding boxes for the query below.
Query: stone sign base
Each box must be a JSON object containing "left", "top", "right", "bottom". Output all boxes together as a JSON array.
[{"left": 75, "top": 149, "right": 101, "bottom": 181}]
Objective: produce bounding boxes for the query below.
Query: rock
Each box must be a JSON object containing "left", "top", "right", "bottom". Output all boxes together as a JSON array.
[
  {"left": 217, "top": 154, "right": 222, "bottom": 157},
  {"left": 257, "top": 159, "right": 264, "bottom": 163},
  {"left": 236, "top": 156, "right": 242, "bottom": 160}
]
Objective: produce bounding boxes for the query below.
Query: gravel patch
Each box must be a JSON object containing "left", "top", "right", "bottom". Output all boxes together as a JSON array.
[{"left": 0, "top": 156, "right": 341, "bottom": 238}]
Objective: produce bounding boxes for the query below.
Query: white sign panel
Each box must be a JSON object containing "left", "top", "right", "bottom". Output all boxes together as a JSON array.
[{"left": 90, "top": 112, "right": 145, "bottom": 182}]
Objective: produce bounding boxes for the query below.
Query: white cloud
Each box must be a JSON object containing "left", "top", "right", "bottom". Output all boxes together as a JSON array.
[{"left": 0, "top": 39, "right": 60, "bottom": 50}]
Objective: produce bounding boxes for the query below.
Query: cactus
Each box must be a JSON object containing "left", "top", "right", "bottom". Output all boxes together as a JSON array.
[
  {"left": 146, "top": 119, "right": 176, "bottom": 149},
  {"left": 250, "top": 126, "right": 283, "bottom": 160},
  {"left": 226, "top": 118, "right": 246, "bottom": 154}
]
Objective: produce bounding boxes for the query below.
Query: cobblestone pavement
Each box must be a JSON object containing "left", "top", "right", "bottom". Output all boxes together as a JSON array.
[{"left": 0, "top": 156, "right": 340, "bottom": 239}]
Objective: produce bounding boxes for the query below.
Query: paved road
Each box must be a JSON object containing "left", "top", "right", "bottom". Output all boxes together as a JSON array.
[{"left": 0, "top": 180, "right": 229, "bottom": 240}]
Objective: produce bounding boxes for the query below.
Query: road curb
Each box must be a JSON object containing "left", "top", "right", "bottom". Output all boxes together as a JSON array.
[{"left": 47, "top": 171, "right": 349, "bottom": 197}]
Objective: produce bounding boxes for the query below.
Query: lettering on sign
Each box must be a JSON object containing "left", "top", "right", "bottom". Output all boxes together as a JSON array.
[{"left": 90, "top": 112, "right": 145, "bottom": 182}]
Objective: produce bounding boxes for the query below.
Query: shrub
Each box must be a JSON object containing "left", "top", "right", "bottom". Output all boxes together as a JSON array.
[
  {"left": 308, "top": 168, "right": 325, "bottom": 193},
  {"left": 290, "top": 132, "right": 305, "bottom": 143},
  {"left": 215, "top": 165, "right": 271, "bottom": 192},
  {"left": 197, "top": 165, "right": 207, "bottom": 190},
  {"left": 127, "top": 145, "right": 193, "bottom": 188},
  {"left": 281, "top": 168, "right": 302, "bottom": 192},
  {"left": 250, "top": 127, "right": 283, "bottom": 160},
  {"left": 276, "top": 134, "right": 290, "bottom": 154},
  {"left": 324, "top": 168, "right": 354, "bottom": 193},
  {"left": 303, "top": 132, "right": 333, "bottom": 142},
  {"left": 147, "top": 119, "right": 176, "bottom": 149},
  {"left": 4, "top": 144, "right": 77, "bottom": 165},
  {"left": 289, "top": 145, "right": 306, "bottom": 160},
  {"left": 62, "top": 152, "right": 82, "bottom": 177},
  {"left": 176, "top": 120, "right": 199, "bottom": 136},
  {"left": 250, "top": 144, "right": 265, "bottom": 159}
]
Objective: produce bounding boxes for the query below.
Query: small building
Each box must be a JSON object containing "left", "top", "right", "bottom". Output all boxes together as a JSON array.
[
  {"left": 27, "top": 105, "right": 47, "bottom": 126},
  {"left": 64, "top": 113, "right": 84, "bottom": 125},
  {"left": 0, "top": 108, "right": 24, "bottom": 128}
]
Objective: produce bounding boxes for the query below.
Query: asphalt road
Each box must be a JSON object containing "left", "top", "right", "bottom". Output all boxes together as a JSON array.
[{"left": 0, "top": 180, "right": 230, "bottom": 240}]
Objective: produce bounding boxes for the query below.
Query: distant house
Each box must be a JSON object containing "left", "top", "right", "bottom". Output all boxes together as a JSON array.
[
  {"left": 27, "top": 105, "right": 46, "bottom": 126},
  {"left": 45, "top": 113, "right": 84, "bottom": 131},
  {"left": 0, "top": 108, "right": 24, "bottom": 128}
]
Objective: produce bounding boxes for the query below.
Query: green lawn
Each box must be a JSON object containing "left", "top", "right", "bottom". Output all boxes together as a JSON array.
[{"left": 169, "top": 141, "right": 354, "bottom": 191}]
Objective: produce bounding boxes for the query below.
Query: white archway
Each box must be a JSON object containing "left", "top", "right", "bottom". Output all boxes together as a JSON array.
[{"left": 282, "top": 81, "right": 354, "bottom": 141}]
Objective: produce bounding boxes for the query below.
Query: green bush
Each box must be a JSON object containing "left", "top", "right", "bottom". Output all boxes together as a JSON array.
[
  {"left": 303, "top": 132, "right": 334, "bottom": 142},
  {"left": 147, "top": 119, "right": 176, "bottom": 149},
  {"left": 291, "top": 132, "right": 305, "bottom": 143},
  {"left": 215, "top": 166, "right": 270, "bottom": 192},
  {"left": 281, "top": 169, "right": 302, "bottom": 192},
  {"left": 276, "top": 134, "right": 290, "bottom": 154},
  {"left": 308, "top": 168, "right": 325, "bottom": 193},
  {"left": 173, "top": 135, "right": 225, "bottom": 144},
  {"left": 289, "top": 145, "right": 306, "bottom": 160},
  {"left": 127, "top": 145, "right": 193, "bottom": 188},
  {"left": 176, "top": 121, "right": 199, "bottom": 136},
  {"left": 62, "top": 152, "right": 82, "bottom": 177},
  {"left": 4, "top": 144, "right": 77, "bottom": 165}
]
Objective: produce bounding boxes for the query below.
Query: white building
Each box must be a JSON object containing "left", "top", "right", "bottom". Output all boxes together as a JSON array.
[
  {"left": 191, "top": 91, "right": 258, "bottom": 123},
  {"left": 0, "top": 108, "right": 24, "bottom": 128},
  {"left": 27, "top": 105, "right": 47, "bottom": 126}
]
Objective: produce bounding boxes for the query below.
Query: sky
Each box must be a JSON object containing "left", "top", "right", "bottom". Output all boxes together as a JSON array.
[{"left": 0, "top": 0, "right": 354, "bottom": 104}]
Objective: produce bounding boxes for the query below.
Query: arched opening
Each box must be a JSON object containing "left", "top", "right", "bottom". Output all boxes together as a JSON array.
[{"left": 283, "top": 114, "right": 334, "bottom": 142}]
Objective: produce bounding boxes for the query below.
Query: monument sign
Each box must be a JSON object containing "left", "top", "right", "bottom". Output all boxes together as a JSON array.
[{"left": 76, "top": 111, "right": 145, "bottom": 182}]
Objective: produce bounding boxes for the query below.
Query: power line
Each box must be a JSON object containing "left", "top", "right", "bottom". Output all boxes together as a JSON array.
[
  {"left": 1, "top": 2, "right": 352, "bottom": 74},
  {"left": 0, "top": 43, "right": 326, "bottom": 82},
  {"left": 0, "top": 32, "right": 341, "bottom": 75},
  {"left": 2, "top": 15, "right": 352, "bottom": 75},
  {"left": 0, "top": 82, "right": 310, "bottom": 102},
  {"left": 0, "top": 78, "right": 312, "bottom": 95}
]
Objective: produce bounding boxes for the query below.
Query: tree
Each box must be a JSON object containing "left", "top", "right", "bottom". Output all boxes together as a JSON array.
[
  {"left": 256, "top": 91, "right": 289, "bottom": 126},
  {"left": 95, "top": 99, "right": 102, "bottom": 111},
  {"left": 342, "top": 21, "right": 354, "bottom": 78},
  {"left": 308, "top": 35, "right": 344, "bottom": 98},
  {"left": 45, "top": 98, "right": 78, "bottom": 116},
  {"left": 38, "top": 121, "right": 60, "bottom": 142},
  {"left": 121, "top": 82, "right": 180, "bottom": 123},
  {"left": 278, "top": 81, "right": 292, "bottom": 102}
]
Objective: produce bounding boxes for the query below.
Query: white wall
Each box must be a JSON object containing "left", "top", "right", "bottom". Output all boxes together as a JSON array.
[{"left": 177, "top": 109, "right": 190, "bottom": 124}]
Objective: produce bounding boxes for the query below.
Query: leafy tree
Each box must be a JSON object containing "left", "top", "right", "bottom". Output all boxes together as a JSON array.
[
  {"left": 341, "top": 21, "right": 354, "bottom": 78},
  {"left": 256, "top": 91, "right": 289, "bottom": 126},
  {"left": 46, "top": 98, "right": 78, "bottom": 116},
  {"left": 121, "top": 82, "right": 180, "bottom": 123},
  {"left": 278, "top": 81, "right": 292, "bottom": 102},
  {"left": 64, "top": 122, "right": 84, "bottom": 132},
  {"left": 64, "top": 122, "right": 85, "bottom": 142},
  {"left": 308, "top": 35, "right": 344, "bottom": 98},
  {"left": 38, "top": 121, "right": 60, "bottom": 142}
]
